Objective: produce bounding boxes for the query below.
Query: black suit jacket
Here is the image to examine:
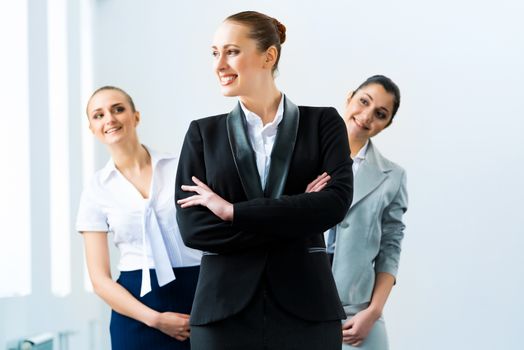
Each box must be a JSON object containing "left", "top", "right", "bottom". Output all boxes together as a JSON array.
[{"left": 175, "top": 96, "right": 353, "bottom": 325}]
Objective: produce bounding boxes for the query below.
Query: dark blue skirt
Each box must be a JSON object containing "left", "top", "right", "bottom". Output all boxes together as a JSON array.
[{"left": 110, "top": 265, "right": 200, "bottom": 350}]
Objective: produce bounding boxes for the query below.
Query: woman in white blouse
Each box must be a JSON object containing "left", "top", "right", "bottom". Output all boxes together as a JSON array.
[{"left": 76, "top": 86, "right": 201, "bottom": 350}]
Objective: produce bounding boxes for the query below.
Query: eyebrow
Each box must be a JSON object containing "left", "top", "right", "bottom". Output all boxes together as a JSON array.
[
  {"left": 377, "top": 105, "right": 390, "bottom": 114},
  {"left": 363, "top": 93, "right": 374, "bottom": 101},
  {"left": 211, "top": 44, "right": 241, "bottom": 49},
  {"left": 363, "top": 93, "right": 391, "bottom": 114},
  {"left": 90, "top": 102, "right": 124, "bottom": 114}
]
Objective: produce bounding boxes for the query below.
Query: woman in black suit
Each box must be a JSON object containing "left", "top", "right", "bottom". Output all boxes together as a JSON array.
[{"left": 175, "top": 11, "right": 353, "bottom": 350}]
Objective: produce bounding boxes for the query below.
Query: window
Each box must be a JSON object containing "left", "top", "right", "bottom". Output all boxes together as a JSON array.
[
  {"left": 48, "top": 0, "right": 71, "bottom": 297},
  {"left": 0, "top": 0, "right": 31, "bottom": 298}
]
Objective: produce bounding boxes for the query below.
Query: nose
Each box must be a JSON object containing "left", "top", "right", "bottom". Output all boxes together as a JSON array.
[
  {"left": 360, "top": 108, "right": 374, "bottom": 125},
  {"left": 104, "top": 111, "right": 117, "bottom": 124},
  {"left": 214, "top": 52, "right": 228, "bottom": 72}
]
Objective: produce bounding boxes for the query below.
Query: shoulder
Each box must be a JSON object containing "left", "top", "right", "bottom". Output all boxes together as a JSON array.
[
  {"left": 297, "top": 106, "right": 343, "bottom": 129},
  {"left": 85, "top": 164, "right": 112, "bottom": 192},
  {"left": 183, "top": 113, "right": 229, "bottom": 139},
  {"left": 382, "top": 155, "right": 405, "bottom": 175},
  {"left": 192, "top": 113, "right": 229, "bottom": 128},
  {"left": 387, "top": 160, "right": 407, "bottom": 187},
  {"left": 147, "top": 148, "right": 179, "bottom": 175},
  {"left": 78, "top": 165, "right": 111, "bottom": 209},
  {"left": 371, "top": 144, "right": 407, "bottom": 180},
  {"left": 298, "top": 105, "right": 340, "bottom": 118},
  {"left": 147, "top": 146, "right": 177, "bottom": 162}
]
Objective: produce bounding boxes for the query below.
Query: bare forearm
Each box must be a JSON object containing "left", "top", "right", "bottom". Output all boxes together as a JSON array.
[
  {"left": 93, "top": 276, "right": 191, "bottom": 340},
  {"left": 92, "top": 277, "right": 159, "bottom": 327},
  {"left": 367, "top": 272, "right": 395, "bottom": 317}
]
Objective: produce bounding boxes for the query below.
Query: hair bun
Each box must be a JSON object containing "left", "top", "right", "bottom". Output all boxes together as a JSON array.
[{"left": 273, "top": 19, "right": 286, "bottom": 44}]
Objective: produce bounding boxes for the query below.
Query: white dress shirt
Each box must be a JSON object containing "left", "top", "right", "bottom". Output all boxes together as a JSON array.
[
  {"left": 239, "top": 94, "right": 284, "bottom": 189},
  {"left": 352, "top": 140, "right": 369, "bottom": 174},
  {"left": 76, "top": 147, "right": 201, "bottom": 297}
]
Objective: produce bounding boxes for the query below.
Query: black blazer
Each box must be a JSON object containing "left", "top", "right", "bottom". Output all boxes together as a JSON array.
[{"left": 175, "top": 96, "right": 353, "bottom": 325}]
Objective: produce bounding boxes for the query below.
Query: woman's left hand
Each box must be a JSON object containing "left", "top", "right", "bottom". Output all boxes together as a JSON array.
[
  {"left": 305, "top": 172, "right": 331, "bottom": 193},
  {"left": 177, "top": 176, "right": 234, "bottom": 221},
  {"left": 341, "top": 307, "right": 380, "bottom": 346}
]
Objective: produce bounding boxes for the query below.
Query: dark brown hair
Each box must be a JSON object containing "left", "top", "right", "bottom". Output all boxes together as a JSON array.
[
  {"left": 225, "top": 11, "right": 286, "bottom": 73},
  {"left": 352, "top": 75, "right": 401, "bottom": 125}
]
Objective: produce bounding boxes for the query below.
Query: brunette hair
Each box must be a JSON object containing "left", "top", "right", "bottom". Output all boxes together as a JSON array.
[
  {"left": 225, "top": 11, "right": 286, "bottom": 73},
  {"left": 87, "top": 86, "right": 136, "bottom": 115},
  {"left": 352, "top": 75, "right": 401, "bottom": 124}
]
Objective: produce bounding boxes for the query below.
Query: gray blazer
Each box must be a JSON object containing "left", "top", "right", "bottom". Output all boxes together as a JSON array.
[{"left": 331, "top": 140, "right": 407, "bottom": 314}]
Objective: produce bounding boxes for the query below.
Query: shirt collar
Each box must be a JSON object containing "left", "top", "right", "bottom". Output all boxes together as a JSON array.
[
  {"left": 100, "top": 145, "right": 176, "bottom": 183},
  {"left": 354, "top": 140, "right": 369, "bottom": 162},
  {"left": 239, "top": 93, "right": 284, "bottom": 129}
]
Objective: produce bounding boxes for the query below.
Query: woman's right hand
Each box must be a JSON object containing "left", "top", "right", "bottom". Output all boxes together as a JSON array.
[
  {"left": 305, "top": 172, "right": 331, "bottom": 193},
  {"left": 153, "top": 312, "right": 191, "bottom": 341},
  {"left": 341, "top": 308, "right": 380, "bottom": 346},
  {"left": 178, "top": 176, "right": 234, "bottom": 221}
]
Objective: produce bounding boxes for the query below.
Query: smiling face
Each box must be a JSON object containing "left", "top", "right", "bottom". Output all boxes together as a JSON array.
[
  {"left": 211, "top": 21, "right": 271, "bottom": 98},
  {"left": 344, "top": 83, "right": 396, "bottom": 142},
  {"left": 86, "top": 89, "right": 140, "bottom": 146}
]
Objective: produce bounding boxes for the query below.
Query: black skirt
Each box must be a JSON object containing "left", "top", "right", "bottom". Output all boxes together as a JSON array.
[{"left": 110, "top": 265, "right": 200, "bottom": 350}]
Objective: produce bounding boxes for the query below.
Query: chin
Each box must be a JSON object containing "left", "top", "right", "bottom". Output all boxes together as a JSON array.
[
  {"left": 104, "top": 134, "right": 124, "bottom": 145},
  {"left": 348, "top": 128, "right": 365, "bottom": 139},
  {"left": 220, "top": 88, "right": 238, "bottom": 97}
]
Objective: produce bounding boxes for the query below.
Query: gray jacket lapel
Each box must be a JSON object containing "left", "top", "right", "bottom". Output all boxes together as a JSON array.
[
  {"left": 226, "top": 103, "right": 264, "bottom": 200},
  {"left": 351, "top": 141, "right": 391, "bottom": 208},
  {"left": 264, "top": 96, "right": 300, "bottom": 199}
]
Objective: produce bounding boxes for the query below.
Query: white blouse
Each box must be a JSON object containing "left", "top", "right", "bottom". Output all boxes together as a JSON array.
[
  {"left": 240, "top": 94, "right": 284, "bottom": 189},
  {"left": 352, "top": 140, "right": 369, "bottom": 175},
  {"left": 76, "top": 147, "right": 201, "bottom": 296}
]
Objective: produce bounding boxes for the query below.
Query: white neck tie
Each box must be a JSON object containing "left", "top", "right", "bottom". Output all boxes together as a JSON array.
[{"left": 140, "top": 202, "right": 176, "bottom": 297}]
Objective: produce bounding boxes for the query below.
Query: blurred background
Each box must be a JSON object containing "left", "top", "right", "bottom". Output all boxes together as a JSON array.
[{"left": 1, "top": 0, "right": 523, "bottom": 349}]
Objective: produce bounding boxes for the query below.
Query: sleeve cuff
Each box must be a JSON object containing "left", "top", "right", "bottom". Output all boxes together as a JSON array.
[
  {"left": 374, "top": 260, "right": 398, "bottom": 278},
  {"left": 76, "top": 223, "right": 109, "bottom": 233}
]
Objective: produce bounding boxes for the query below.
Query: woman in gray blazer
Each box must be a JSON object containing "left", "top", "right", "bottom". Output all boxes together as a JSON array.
[{"left": 328, "top": 75, "right": 407, "bottom": 349}]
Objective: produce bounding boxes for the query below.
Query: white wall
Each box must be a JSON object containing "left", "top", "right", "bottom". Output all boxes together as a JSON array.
[
  {"left": 0, "top": 1, "right": 108, "bottom": 349},
  {"left": 90, "top": 1, "right": 524, "bottom": 349},
  {"left": 3, "top": 0, "right": 521, "bottom": 349}
]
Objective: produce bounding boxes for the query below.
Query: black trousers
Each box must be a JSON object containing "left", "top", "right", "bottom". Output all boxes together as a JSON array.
[{"left": 191, "top": 283, "right": 342, "bottom": 350}]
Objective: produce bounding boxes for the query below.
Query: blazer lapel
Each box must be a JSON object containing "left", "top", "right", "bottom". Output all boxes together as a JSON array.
[
  {"left": 226, "top": 103, "right": 264, "bottom": 200},
  {"left": 264, "top": 95, "right": 300, "bottom": 199},
  {"left": 350, "top": 141, "right": 390, "bottom": 208}
]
